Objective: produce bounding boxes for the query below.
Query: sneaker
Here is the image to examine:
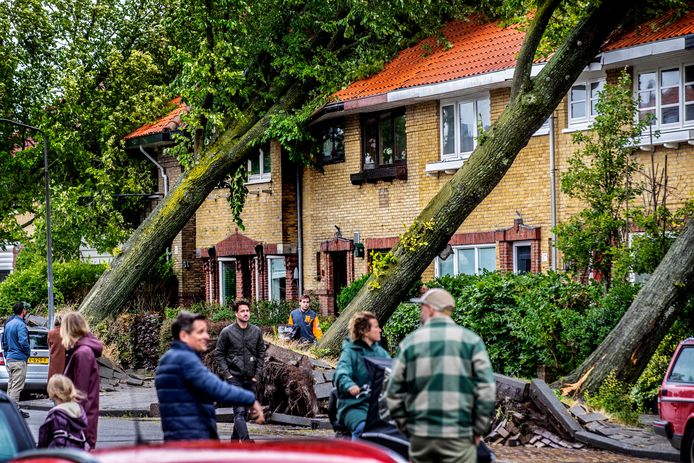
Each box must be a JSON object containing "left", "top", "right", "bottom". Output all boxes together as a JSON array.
[{"left": 20, "top": 410, "right": 30, "bottom": 419}]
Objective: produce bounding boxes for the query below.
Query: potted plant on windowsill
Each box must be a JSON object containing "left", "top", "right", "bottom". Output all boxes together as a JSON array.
[
  {"left": 382, "top": 147, "right": 393, "bottom": 165},
  {"left": 364, "top": 153, "right": 376, "bottom": 169}
]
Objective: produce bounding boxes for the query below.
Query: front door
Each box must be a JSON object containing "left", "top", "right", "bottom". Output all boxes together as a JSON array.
[{"left": 331, "top": 251, "right": 348, "bottom": 315}]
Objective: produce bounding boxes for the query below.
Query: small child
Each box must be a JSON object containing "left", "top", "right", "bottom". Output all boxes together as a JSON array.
[{"left": 38, "top": 374, "right": 89, "bottom": 450}]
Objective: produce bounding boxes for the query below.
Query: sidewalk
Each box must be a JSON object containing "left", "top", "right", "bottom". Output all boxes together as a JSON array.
[{"left": 21, "top": 384, "right": 157, "bottom": 417}]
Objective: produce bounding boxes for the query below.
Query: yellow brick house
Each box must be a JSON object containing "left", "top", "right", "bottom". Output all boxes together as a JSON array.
[{"left": 138, "top": 10, "right": 694, "bottom": 314}]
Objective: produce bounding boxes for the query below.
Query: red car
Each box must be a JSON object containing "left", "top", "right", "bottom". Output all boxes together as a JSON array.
[
  {"left": 11, "top": 440, "right": 408, "bottom": 463},
  {"left": 654, "top": 337, "right": 694, "bottom": 463}
]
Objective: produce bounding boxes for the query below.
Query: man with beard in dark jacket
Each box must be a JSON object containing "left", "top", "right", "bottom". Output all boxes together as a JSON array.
[
  {"left": 156, "top": 312, "right": 264, "bottom": 441},
  {"left": 215, "top": 299, "right": 265, "bottom": 441}
]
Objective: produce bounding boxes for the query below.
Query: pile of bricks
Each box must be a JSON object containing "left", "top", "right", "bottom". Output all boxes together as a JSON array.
[
  {"left": 97, "top": 357, "right": 152, "bottom": 392},
  {"left": 487, "top": 415, "right": 584, "bottom": 449}
]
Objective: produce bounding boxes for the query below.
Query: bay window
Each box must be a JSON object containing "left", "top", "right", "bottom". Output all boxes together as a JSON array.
[{"left": 637, "top": 64, "right": 694, "bottom": 128}]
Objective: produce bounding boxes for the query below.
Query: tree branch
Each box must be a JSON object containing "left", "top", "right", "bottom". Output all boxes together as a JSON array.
[{"left": 510, "top": 0, "right": 563, "bottom": 100}]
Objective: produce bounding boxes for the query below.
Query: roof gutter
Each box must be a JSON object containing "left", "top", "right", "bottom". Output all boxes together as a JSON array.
[{"left": 139, "top": 146, "right": 169, "bottom": 196}]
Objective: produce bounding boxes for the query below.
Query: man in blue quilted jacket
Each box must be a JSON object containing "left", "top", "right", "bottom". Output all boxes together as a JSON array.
[{"left": 155, "top": 312, "right": 264, "bottom": 441}]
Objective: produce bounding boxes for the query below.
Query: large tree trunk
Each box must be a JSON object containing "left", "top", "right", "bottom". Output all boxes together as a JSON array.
[
  {"left": 318, "top": 0, "right": 646, "bottom": 354},
  {"left": 557, "top": 218, "right": 694, "bottom": 394},
  {"left": 79, "top": 86, "right": 305, "bottom": 320}
]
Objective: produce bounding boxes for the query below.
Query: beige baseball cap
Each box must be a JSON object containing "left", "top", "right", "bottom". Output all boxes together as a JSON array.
[{"left": 410, "top": 288, "right": 455, "bottom": 311}]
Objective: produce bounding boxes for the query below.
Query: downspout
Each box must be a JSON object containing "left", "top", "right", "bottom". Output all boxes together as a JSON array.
[
  {"left": 296, "top": 164, "right": 304, "bottom": 296},
  {"left": 139, "top": 146, "right": 169, "bottom": 196},
  {"left": 549, "top": 113, "right": 557, "bottom": 270},
  {"left": 254, "top": 256, "right": 260, "bottom": 302}
]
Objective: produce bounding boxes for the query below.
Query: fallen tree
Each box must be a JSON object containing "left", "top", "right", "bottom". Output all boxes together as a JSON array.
[{"left": 557, "top": 217, "right": 694, "bottom": 395}]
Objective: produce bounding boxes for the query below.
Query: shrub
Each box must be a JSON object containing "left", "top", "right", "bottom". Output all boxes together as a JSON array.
[
  {"left": 100, "top": 312, "right": 163, "bottom": 370},
  {"left": 382, "top": 302, "right": 420, "bottom": 354},
  {"left": 585, "top": 371, "right": 642, "bottom": 426},
  {"left": 632, "top": 299, "right": 694, "bottom": 411},
  {"left": 383, "top": 272, "right": 637, "bottom": 379},
  {"left": 337, "top": 274, "right": 370, "bottom": 314},
  {"left": 0, "top": 260, "right": 106, "bottom": 316}
]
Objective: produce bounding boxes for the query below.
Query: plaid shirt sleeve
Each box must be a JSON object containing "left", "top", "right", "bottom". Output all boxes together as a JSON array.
[{"left": 471, "top": 339, "right": 496, "bottom": 436}]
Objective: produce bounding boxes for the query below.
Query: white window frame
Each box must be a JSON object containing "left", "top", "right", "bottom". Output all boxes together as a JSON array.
[
  {"left": 218, "top": 258, "right": 236, "bottom": 305},
  {"left": 439, "top": 93, "right": 491, "bottom": 162},
  {"left": 635, "top": 62, "right": 694, "bottom": 131},
  {"left": 568, "top": 78, "right": 605, "bottom": 127},
  {"left": 434, "top": 244, "right": 496, "bottom": 277},
  {"left": 513, "top": 241, "right": 532, "bottom": 274},
  {"left": 267, "top": 256, "right": 286, "bottom": 301},
  {"left": 247, "top": 145, "right": 271, "bottom": 184}
]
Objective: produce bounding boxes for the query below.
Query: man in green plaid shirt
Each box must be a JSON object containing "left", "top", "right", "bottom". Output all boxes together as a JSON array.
[{"left": 386, "top": 288, "right": 496, "bottom": 463}]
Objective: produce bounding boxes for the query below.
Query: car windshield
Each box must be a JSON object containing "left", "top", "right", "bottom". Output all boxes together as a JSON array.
[
  {"left": 28, "top": 333, "right": 48, "bottom": 350},
  {"left": 669, "top": 346, "right": 694, "bottom": 383}
]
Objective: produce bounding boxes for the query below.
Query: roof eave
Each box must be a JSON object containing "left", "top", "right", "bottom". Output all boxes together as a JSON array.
[{"left": 600, "top": 35, "right": 692, "bottom": 66}]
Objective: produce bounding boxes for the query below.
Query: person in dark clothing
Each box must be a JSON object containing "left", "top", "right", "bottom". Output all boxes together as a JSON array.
[
  {"left": 47, "top": 315, "right": 65, "bottom": 382},
  {"left": 1, "top": 301, "right": 31, "bottom": 418},
  {"left": 288, "top": 294, "right": 322, "bottom": 343},
  {"left": 214, "top": 299, "right": 265, "bottom": 442},
  {"left": 334, "top": 311, "right": 390, "bottom": 440},
  {"left": 156, "top": 311, "right": 264, "bottom": 442},
  {"left": 39, "top": 374, "right": 89, "bottom": 450},
  {"left": 61, "top": 312, "right": 103, "bottom": 450}
]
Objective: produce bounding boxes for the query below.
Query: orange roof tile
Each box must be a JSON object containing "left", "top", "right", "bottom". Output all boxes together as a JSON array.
[
  {"left": 604, "top": 8, "right": 694, "bottom": 51},
  {"left": 333, "top": 20, "right": 527, "bottom": 103},
  {"left": 124, "top": 97, "right": 188, "bottom": 140}
]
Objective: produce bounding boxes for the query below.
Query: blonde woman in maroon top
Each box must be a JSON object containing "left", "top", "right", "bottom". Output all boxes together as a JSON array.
[{"left": 61, "top": 312, "right": 103, "bottom": 449}]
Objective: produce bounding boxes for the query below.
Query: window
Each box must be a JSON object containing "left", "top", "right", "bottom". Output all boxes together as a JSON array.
[
  {"left": 218, "top": 259, "right": 236, "bottom": 306},
  {"left": 318, "top": 122, "right": 344, "bottom": 164},
  {"left": 248, "top": 144, "right": 271, "bottom": 183},
  {"left": 637, "top": 64, "right": 694, "bottom": 128},
  {"left": 569, "top": 79, "right": 604, "bottom": 125},
  {"left": 513, "top": 241, "right": 532, "bottom": 274},
  {"left": 440, "top": 95, "right": 490, "bottom": 161},
  {"left": 361, "top": 110, "right": 406, "bottom": 169},
  {"left": 435, "top": 245, "right": 496, "bottom": 277},
  {"left": 668, "top": 347, "right": 694, "bottom": 383},
  {"left": 268, "top": 257, "right": 286, "bottom": 301}
]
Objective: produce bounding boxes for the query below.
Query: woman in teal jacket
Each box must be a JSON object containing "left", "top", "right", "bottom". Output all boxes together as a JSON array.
[{"left": 334, "top": 311, "right": 390, "bottom": 439}]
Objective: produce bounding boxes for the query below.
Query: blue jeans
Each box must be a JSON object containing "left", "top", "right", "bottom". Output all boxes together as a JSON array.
[
  {"left": 227, "top": 377, "right": 256, "bottom": 441},
  {"left": 351, "top": 421, "right": 366, "bottom": 440}
]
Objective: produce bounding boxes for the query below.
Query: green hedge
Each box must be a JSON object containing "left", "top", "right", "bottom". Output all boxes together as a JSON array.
[
  {"left": 383, "top": 272, "right": 638, "bottom": 379},
  {"left": 0, "top": 260, "right": 106, "bottom": 316}
]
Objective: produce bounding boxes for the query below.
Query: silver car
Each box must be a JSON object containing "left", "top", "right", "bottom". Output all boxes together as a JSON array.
[{"left": 0, "top": 326, "right": 49, "bottom": 393}]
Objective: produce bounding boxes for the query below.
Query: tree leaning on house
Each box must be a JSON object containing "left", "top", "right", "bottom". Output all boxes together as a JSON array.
[{"left": 75, "top": 0, "right": 692, "bottom": 395}]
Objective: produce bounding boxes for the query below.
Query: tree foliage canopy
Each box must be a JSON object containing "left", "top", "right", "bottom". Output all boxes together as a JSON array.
[{"left": 7, "top": 0, "right": 685, "bottom": 256}]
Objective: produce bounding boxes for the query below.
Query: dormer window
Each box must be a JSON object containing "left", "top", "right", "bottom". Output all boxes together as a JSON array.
[
  {"left": 248, "top": 144, "right": 271, "bottom": 183},
  {"left": 318, "top": 121, "right": 345, "bottom": 164},
  {"left": 350, "top": 109, "right": 407, "bottom": 185},
  {"left": 361, "top": 109, "right": 407, "bottom": 169}
]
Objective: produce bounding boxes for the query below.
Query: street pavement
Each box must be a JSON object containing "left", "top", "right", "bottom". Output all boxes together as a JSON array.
[{"left": 23, "top": 409, "right": 672, "bottom": 461}]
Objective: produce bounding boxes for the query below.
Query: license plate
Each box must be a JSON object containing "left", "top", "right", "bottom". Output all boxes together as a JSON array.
[{"left": 28, "top": 357, "right": 48, "bottom": 364}]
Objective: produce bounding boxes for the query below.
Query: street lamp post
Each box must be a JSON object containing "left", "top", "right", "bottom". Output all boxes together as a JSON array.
[{"left": 0, "top": 119, "right": 54, "bottom": 328}]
